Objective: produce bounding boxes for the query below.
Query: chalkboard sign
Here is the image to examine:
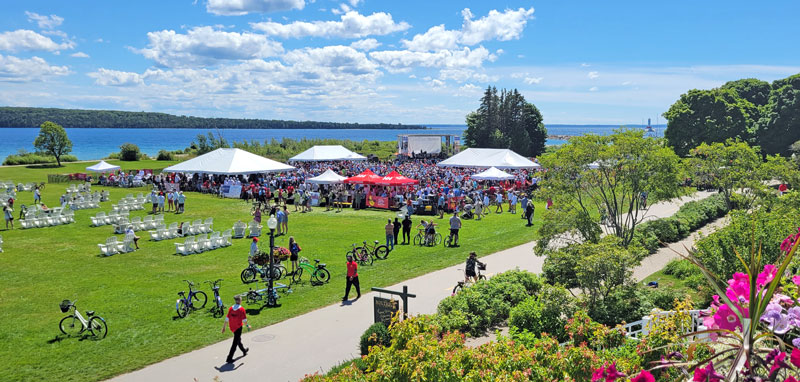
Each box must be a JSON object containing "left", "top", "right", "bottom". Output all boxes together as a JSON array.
[{"left": 373, "top": 297, "right": 399, "bottom": 326}]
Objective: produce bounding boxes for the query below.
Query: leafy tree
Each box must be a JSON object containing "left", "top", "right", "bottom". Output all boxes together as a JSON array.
[
  {"left": 537, "top": 129, "right": 682, "bottom": 248},
  {"left": 687, "top": 139, "right": 764, "bottom": 209},
  {"left": 464, "top": 86, "right": 547, "bottom": 157},
  {"left": 721, "top": 78, "right": 771, "bottom": 106},
  {"left": 663, "top": 88, "right": 758, "bottom": 156},
  {"left": 193, "top": 131, "right": 229, "bottom": 155},
  {"left": 119, "top": 143, "right": 141, "bottom": 161},
  {"left": 33, "top": 121, "right": 72, "bottom": 166},
  {"left": 756, "top": 74, "right": 800, "bottom": 156}
]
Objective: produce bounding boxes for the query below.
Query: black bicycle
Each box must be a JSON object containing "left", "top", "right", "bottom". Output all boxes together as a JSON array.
[
  {"left": 176, "top": 280, "right": 207, "bottom": 318},
  {"left": 356, "top": 240, "right": 390, "bottom": 260},
  {"left": 241, "top": 258, "right": 287, "bottom": 284},
  {"left": 452, "top": 263, "right": 486, "bottom": 294},
  {"left": 347, "top": 243, "right": 373, "bottom": 266}
]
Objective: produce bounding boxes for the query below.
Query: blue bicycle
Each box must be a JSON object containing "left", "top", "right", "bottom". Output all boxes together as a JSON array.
[
  {"left": 206, "top": 279, "right": 225, "bottom": 318},
  {"left": 176, "top": 280, "right": 207, "bottom": 318}
]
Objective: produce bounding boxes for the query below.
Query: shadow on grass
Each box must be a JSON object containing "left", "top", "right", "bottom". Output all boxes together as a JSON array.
[
  {"left": 47, "top": 335, "right": 67, "bottom": 344},
  {"left": 25, "top": 164, "right": 64, "bottom": 169}
]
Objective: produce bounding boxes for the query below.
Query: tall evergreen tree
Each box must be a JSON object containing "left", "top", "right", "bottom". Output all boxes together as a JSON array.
[{"left": 464, "top": 86, "right": 547, "bottom": 157}]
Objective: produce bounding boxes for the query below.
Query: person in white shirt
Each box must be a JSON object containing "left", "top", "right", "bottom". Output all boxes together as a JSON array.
[
  {"left": 495, "top": 192, "right": 503, "bottom": 213},
  {"left": 125, "top": 225, "right": 140, "bottom": 249}
]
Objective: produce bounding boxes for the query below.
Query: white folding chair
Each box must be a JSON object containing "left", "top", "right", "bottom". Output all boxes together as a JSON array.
[
  {"left": 196, "top": 234, "right": 210, "bottom": 252},
  {"left": 142, "top": 215, "right": 154, "bottom": 230},
  {"left": 99, "top": 237, "right": 120, "bottom": 256},
  {"left": 233, "top": 222, "right": 246, "bottom": 238},
  {"left": 209, "top": 231, "right": 221, "bottom": 249},
  {"left": 221, "top": 229, "right": 232, "bottom": 246},
  {"left": 203, "top": 218, "right": 213, "bottom": 233},
  {"left": 247, "top": 222, "right": 262, "bottom": 238},
  {"left": 175, "top": 237, "right": 196, "bottom": 255}
]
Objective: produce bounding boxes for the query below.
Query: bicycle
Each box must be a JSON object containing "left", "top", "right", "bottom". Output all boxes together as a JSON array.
[
  {"left": 176, "top": 280, "right": 207, "bottom": 318},
  {"left": 244, "top": 280, "right": 291, "bottom": 307},
  {"left": 443, "top": 230, "right": 459, "bottom": 247},
  {"left": 347, "top": 243, "right": 373, "bottom": 266},
  {"left": 413, "top": 229, "right": 441, "bottom": 247},
  {"left": 291, "top": 257, "right": 331, "bottom": 285},
  {"left": 241, "top": 260, "right": 286, "bottom": 284},
  {"left": 59, "top": 300, "right": 108, "bottom": 339},
  {"left": 355, "top": 240, "right": 390, "bottom": 260},
  {"left": 452, "top": 263, "right": 486, "bottom": 294},
  {"left": 206, "top": 279, "right": 225, "bottom": 318}
]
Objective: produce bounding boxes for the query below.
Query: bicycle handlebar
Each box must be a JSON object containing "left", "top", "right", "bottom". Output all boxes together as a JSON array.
[{"left": 182, "top": 280, "right": 195, "bottom": 287}]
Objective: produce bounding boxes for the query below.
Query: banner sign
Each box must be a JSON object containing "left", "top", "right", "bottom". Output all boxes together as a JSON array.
[
  {"left": 309, "top": 191, "right": 320, "bottom": 206},
  {"left": 366, "top": 195, "right": 390, "bottom": 209},
  {"left": 222, "top": 185, "right": 242, "bottom": 198},
  {"left": 373, "top": 297, "right": 399, "bottom": 326},
  {"left": 164, "top": 183, "right": 180, "bottom": 192}
]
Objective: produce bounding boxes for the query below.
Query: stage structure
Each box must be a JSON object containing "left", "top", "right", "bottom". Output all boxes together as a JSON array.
[{"left": 397, "top": 134, "right": 461, "bottom": 157}]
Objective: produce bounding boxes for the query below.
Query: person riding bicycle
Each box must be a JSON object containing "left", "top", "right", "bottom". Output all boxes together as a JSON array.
[
  {"left": 640, "top": 190, "right": 648, "bottom": 209},
  {"left": 465, "top": 252, "right": 484, "bottom": 283}
]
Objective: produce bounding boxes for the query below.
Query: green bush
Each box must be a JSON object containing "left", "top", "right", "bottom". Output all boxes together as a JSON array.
[
  {"left": 3, "top": 152, "right": 78, "bottom": 165},
  {"left": 663, "top": 259, "right": 701, "bottom": 279},
  {"left": 359, "top": 322, "right": 391, "bottom": 356},
  {"left": 587, "top": 285, "right": 654, "bottom": 326},
  {"left": 119, "top": 143, "right": 141, "bottom": 161},
  {"left": 508, "top": 284, "right": 575, "bottom": 342},
  {"left": 156, "top": 150, "right": 175, "bottom": 161},
  {"left": 635, "top": 194, "right": 728, "bottom": 253}
]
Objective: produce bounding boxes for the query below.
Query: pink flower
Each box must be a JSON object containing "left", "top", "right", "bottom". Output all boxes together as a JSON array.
[
  {"left": 591, "top": 362, "right": 626, "bottom": 382},
  {"left": 785, "top": 377, "right": 798, "bottom": 382},
  {"left": 791, "top": 348, "right": 800, "bottom": 368},
  {"left": 769, "top": 351, "right": 790, "bottom": 378},
  {"left": 693, "top": 362, "right": 724, "bottom": 381},
  {"left": 726, "top": 273, "right": 750, "bottom": 305},
  {"left": 712, "top": 304, "right": 743, "bottom": 332},
  {"left": 631, "top": 370, "right": 655, "bottom": 382},
  {"left": 793, "top": 275, "right": 800, "bottom": 287},
  {"left": 757, "top": 264, "right": 778, "bottom": 288}
]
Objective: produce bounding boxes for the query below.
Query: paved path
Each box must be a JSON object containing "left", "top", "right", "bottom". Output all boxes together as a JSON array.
[{"left": 109, "top": 191, "right": 717, "bottom": 382}]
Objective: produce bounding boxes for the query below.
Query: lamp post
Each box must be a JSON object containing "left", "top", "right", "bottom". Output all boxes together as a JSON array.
[{"left": 266, "top": 215, "right": 278, "bottom": 306}]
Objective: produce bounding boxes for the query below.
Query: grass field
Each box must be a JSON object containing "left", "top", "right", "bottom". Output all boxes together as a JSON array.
[{"left": 0, "top": 160, "right": 542, "bottom": 382}]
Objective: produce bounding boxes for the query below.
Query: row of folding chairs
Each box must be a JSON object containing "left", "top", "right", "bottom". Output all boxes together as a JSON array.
[
  {"left": 148, "top": 222, "right": 181, "bottom": 241},
  {"left": 20, "top": 209, "right": 75, "bottom": 228},
  {"left": 17, "top": 182, "right": 38, "bottom": 191},
  {"left": 174, "top": 230, "right": 232, "bottom": 255},
  {"left": 68, "top": 199, "right": 100, "bottom": 210},
  {"left": 90, "top": 210, "right": 130, "bottom": 227},
  {"left": 98, "top": 236, "right": 136, "bottom": 256},
  {"left": 112, "top": 199, "right": 144, "bottom": 212},
  {"left": 0, "top": 180, "right": 15, "bottom": 189},
  {"left": 125, "top": 193, "right": 149, "bottom": 204},
  {"left": 183, "top": 218, "right": 214, "bottom": 236},
  {"left": 66, "top": 183, "right": 91, "bottom": 193},
  {"left": 112, "top": 215, "right": 165, "bottom": 233},
  {"left": 231, "top": 221, "right": 262, "bottom": 238}
]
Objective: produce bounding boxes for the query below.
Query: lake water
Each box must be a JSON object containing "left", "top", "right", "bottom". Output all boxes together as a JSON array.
[{"left": 0, "top": 124, "right": 662, "bottom": 161}]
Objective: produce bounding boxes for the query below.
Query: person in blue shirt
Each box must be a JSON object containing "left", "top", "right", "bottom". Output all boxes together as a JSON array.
[{"left": 437, "top": 194, "right": 446, "bottom": 219}]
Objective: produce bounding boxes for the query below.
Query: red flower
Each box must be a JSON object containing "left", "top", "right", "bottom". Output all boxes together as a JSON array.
[
  {"left": 791, "top": 348, "right": 800, "bottom": 368},
  {"left": 693, "top": 362, "right": 724, "bottom": 381},
  {"left": 631, "top": 370, "right": 655, "bottom": 382},
  {"left": 770, "top": 352, "right": 790, "bottom": 378},
  {"left": 591, "top": 362, "right": 626, "bottom": 382},
  {"left": 785, "top": 377, "right": 799, "bottom": 382}
]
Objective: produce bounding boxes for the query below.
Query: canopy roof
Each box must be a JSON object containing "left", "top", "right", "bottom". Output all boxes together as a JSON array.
[
  {"left": 437, "top": 148, "right": 541, "bottom": 169},
  {"left": 306, "top": 169, "right": 347, "bottom": 184},
  {"left": 471, "top": 167, "right": 515, "bottom": 181},
  {"left": 86, "top": 160, "right": 120, "bottom": 173},
  {"left": 376, "top": 170, "right": 419, "bottom": 186},
  {"left": 343, "top": 169, "right": 382, "bottom": 185},
  {"left": 289, "top": 145, "right": 366, "bottom": 162},
  {"left": 163, "top": 148, "right": 295, "bottom": 175}
]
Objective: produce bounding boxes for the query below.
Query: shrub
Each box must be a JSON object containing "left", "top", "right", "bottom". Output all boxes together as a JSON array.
[
  {"left": 663, "top": 259, "right": 701, "bottom": 279},
  {"left": 3, "top": 152, "right": 78, "bottom": 165},
  {"left": 634, "top": 194, "right": 729, "bottom": 253},
  {"left": 119, "top": 143, "right": 141, "bottom": 161},
  {"left": 359, "top": 322, "right": 391, "bottom": 356},
  {"left": 156, "top": 150, "right": 175, "bottom": 161},
  {"left": 508, "top": 284, "right": 575, "bottom": 342}
]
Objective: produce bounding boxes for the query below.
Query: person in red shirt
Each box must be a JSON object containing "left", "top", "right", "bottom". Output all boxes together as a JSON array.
[
  {"left": 342, "top": 255, "right": 361, "bottom": 301},
  {"left": 221, "top": 295, "right": 250, "bottom": 363}
]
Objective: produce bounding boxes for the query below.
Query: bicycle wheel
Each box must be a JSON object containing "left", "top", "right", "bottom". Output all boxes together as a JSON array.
[
  {"left": 413, "top": 234, "right": 422, "bottom": 246},
  {"left": 444, "top": 236, "right": 452, "bottom": 247},
  {"left": 271, "top": 264, "right": 286, "bottom": 280},
  {"left": 246, "top": 291, "right": 258, "bottom": 305},
  {"left": 88, "top": 316, "right": 108, "bottom": 339},
  {"left": 212, "top": 302, "right": 225, "bottom": 318},
  {"left": 452, "top": 283, "right": 463, "bottom": 295},
  {"left": 479, "top": 275, "right": 487, "bottom": 281},
  {"left": 192, "top": 291, "right": 207, "bottom": 309},
  {"left": 313, "top": 268, "right": 331, "bottom": 284},
  {"left": 358, "top": 250, "right": 373, "bottom": 266},
  {"left": 433, "top": 233, "right": 442, "bottom": 245},
  {"left": 292, "top": 267, "right": 304, "bottom": 284},
  {"left": 374, "top": 245, "right": 390, "bottom": 260},
  {"left": 241, "top": 268, "right": 256, "bottom": 284},
  {"left": 176, "top": 299, "right": 189, "bottom": 318},
  {"left": 59, "top": 315, "right": 84, "bottom": 336}
]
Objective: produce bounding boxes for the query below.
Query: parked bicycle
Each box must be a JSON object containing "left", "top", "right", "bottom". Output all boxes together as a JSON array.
[
  {"left": 443, "top": 231, "right": 458, "bottom": 247},
  {"left": 58, "top": 300, "right": 108, "bottom": 338},
  {"left": 355, "top": 240, "right": 390, "bottom": 260},
  {"left": 291, "top": 257, "right": 331, "bottom": 285},
  {"left": 244, "top": 281, "right": 291, "bottom": 307},
  {"left": 347, "top": 243, "right": 373, "bottom": 266},
  {"left": 176, "top": 280, "right": 207, "bottom": 318},
  {"left": 452, "top": 263, "right": 487, "bottom": 294},
  {"left": 413, "top": 229, "right": 441, "bottom": 247},
  {"left": 206, "top": 279, "right": 225, "bottom": 318},
  {"left": 241, "top": 261, "right": 286, "bottom": 284}
]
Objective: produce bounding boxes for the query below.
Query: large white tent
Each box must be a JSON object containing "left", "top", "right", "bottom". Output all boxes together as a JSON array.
[
  {"left": 306, "top": 169, "right": 347, "bottom": 184},
  {"left": 471, "top": 167, "right": 515, "bottom": 181},
  {"left": 86, "top": 160, "right": 120, "bottom": 173},
  {"left": 437, "top": 148, "right": 541, "bottom": 169},
  {"left": 289, "top": 145, "right": 366, "bottom": 162},
  {"left": 163, "top": 148, "right": 295, "bottom": 175}
]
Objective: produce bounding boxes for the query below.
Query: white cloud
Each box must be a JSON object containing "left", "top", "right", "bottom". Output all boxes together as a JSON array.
[
  {"left": 206, "top": 0, "right": 305, "bottom": 15},
  {"left": 0, "top": 29, "right": 74, "bottom": 52},
  {"left": 251, "top": 11, "right": 409, "bottom": 39},
  {"left": 331, "top": 3, "right": 350, "bottom": 15},
  {"left": 439, "top": 68, "right": 495, "bottom": 83},
  {"left": 401, "top": 7, "right": 533, "bottom": 52},
  {"left": 370, "top": 46, "right": 494, "bottom": 71},
  {"left": 587, "top": 71, "right": 599, "bottom": 79},
  {"left": 88, "top": 68, "right": 144, "bottom": 86},
  {"left": 0, "top": 54, "right": 69, "bottom": 82},
  {"left": 524, "top": 76, "right": 543, "bottom": 85},
  {"left": 348, "top": 0, "right": 362, "bottom": 6},
  {"left": 589, "top": 86, "right": 598, "bottom": 92},
  {"left": 25, "top": 11, "right": 64, "bottom": 29},
  {"left": 581, "top": 63, "right": 591, "bottom": 67},
  {"left": 70, "top": 52, "right": 90, "bottom": 58},
  {"left": 350, "top": 38, "right": 381, "bottom": 51},
  {"left": 621, "top": 81, "right": 633, "bottom": 86},
  {"left": 135, "top": 26, "right": 283, "bottom": 67},
  {"left": 283, "top": 45, "right": 378, "bottom": 76}
]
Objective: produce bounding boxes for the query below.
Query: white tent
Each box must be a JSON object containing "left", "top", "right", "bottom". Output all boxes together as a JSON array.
[
  {"left": 86, "top": 160, "right": 120, "bottom": 173},
  {"left": 306, "top": 169, "right": 347, "bottom": 184},
  {"left": 472, "top": 167, "right": 515, "bottom": 181},
  {"left": 289, "top": 145, "right": 367, "bottom": 162},
  {"left": 163, "top": 148, "right": 295, "bottom": 175},
  {"left": 437, "top": 148, "right": 541, "bottom": 169}
]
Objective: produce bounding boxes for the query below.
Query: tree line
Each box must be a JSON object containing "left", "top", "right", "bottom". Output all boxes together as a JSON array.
[
  {"left": 663, "top": 73, "right": 800, "bottom": 157},
  {"left": 464, "top": 86, "right": 547, "bottom": 157},
  {"left": 0, "top": 107, "right": 426, "bottom": 130}
]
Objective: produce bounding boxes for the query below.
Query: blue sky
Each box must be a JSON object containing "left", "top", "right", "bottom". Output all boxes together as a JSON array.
[{"left": 0, "top": 0, "right": 798, "bottom": 124}]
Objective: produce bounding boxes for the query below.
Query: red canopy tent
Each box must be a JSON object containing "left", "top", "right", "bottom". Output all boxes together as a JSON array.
[
  {"left": 343, "top": 169, "right": 383, "bottom": 185},
  {"left": 376, "top": 170, "right": 419, "bottom": 186}
]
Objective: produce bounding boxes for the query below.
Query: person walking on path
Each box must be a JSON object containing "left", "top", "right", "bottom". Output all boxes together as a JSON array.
[
  {"left": 342, "top": 255, "right": 360, "bottom": 301},
  {"left": 288, "top": 236, "right": 301, "bottom": 275},
  {"left": 222, "top": 295, "right": 250, "bottom": 363},
  {"left": 384, "top": 219, "right": 394, "bottom": 251},
  {"left": 525, "top": 199, "right": 535, "bottom": 227},
  {"left": 392, "top": 217, "right": 401, "bottom": 246},
  {"left": 449, "top": 212, "right": 461, "bottom": 247},
  {"left": 401, "top": 215, "right": 412, "bottom": 244}
]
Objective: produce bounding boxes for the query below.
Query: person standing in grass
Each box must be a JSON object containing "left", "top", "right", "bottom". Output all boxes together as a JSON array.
[
  {"left": 177, "top": 191, "right": 186, "bottom": 213},
  {"left": 151, "top": 190, "right": 158, "bottom": 214},
  {"left": 33, "top": 186, "right": 41, "bottom": 205},
  {"left": 167, "top": 190, "right": 174, "bottom": 212},
  {"left": 157, "top": 192, "right": 165, "bottom": 213},
  {"left": 3, "top": 205, "right": 13, "bottom": 230},
  {"left": 342, "top": 255, "right": 360, "bottom": 301},
  {"left": 393, "top": 217, "right": 401, "bottom": 246},
  {"left": 288, "top": 236, "right": 301, "bottom": 275},
  {"left": 222, "top": 295, "right": 249, "bottom": 363},
  {"left": 525, "top": 199, "right": 535, "bottom": 227},
  {"left": 384, "top": 219, "right": 394, "bottom": 250}
]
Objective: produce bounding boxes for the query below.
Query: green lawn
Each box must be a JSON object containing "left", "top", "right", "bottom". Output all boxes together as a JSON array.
[{"left": 0, "top": 161, "right": 542, "bottom": 382}]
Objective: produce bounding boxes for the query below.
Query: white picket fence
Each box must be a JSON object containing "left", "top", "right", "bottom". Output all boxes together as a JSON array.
[{"left": 622, "top": 310, "right": 706, "bottom": 339}]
